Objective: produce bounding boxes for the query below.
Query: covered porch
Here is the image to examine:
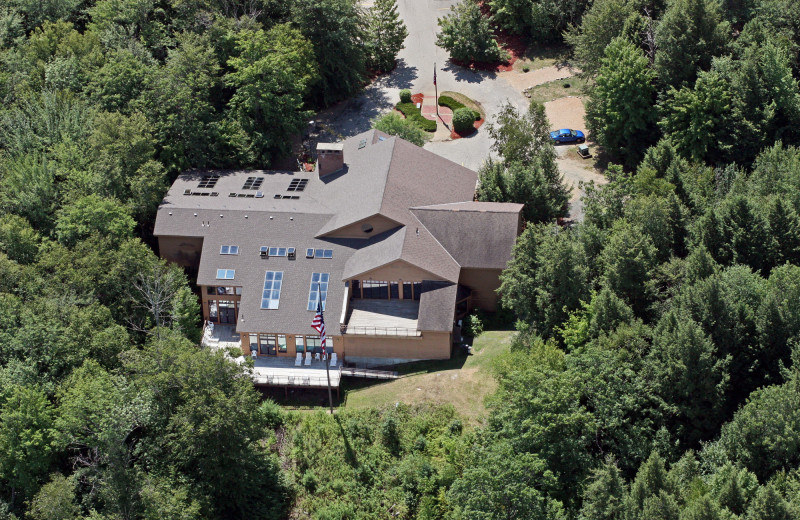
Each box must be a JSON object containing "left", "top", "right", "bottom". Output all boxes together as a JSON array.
[{"left": 341, "top": 299, "right": 421, "bottom": 336}]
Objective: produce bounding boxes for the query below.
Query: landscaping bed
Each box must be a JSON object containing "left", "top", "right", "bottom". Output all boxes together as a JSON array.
[
  {"left": 395, "top": 92, "right": 437, "bottom": 132},
  {"left": 439, "top": 91, "right": 486, "bottom": 138}
]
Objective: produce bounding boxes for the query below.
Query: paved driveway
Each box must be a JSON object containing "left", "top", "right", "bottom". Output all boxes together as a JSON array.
[{"left": 316, "top": 0, "right": 598, "bottom": 220}]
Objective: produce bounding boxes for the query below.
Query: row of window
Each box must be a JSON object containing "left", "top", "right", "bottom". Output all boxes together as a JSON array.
[
  {"left": 218, "top": 245, "right": 334, "bottom": 259},
  {"left": 352, "top": 280, "right": 423, "bottom": 300},
  {"left": 248, "top": 333, "right": 330, "bottom": 355},
  {"left": 206, "top": 286, "right": 242, "bottom": 296}
]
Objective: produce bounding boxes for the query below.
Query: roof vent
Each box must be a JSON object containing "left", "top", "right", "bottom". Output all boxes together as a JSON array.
[
  {"left": 255, "top": 191, "right": 264, "bottom": 198},
  {"left": 184, "top": 189, "right": 192, "bottom": 195}
]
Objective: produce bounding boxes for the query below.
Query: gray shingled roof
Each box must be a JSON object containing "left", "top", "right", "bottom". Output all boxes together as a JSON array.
[
  {"left": 154, "top": 130, "right": 518, "bottom": 335},
  {"left": 411, "top": 202, "right": 523, "bottom": 269}
]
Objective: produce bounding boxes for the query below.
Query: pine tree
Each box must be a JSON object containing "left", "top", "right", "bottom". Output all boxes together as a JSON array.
[
  {"left": 365, "top": 0, "right": 408, "bottom": 72},
  {"left": 768, "top": 197, "right": 800, "bottom": 266}
]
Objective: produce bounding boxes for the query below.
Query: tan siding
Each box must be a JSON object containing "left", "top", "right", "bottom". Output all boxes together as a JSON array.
[
  {"left": 355, "top": 260, "right": 447, "bottom": 284},
  {"left": 342, "top": 332, "right": 451, "bottom": 360},
  {"left": 459, "top": 268, "right": 503, "bottom": 312}
]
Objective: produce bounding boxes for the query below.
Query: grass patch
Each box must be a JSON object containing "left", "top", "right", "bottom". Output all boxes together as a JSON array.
[
  {"left": 438, "top": 95, "right": 481, "bottom": 121},
  {"left": 395, "top": 102, "right": 437, "bottom": 132},
  {"left": 514, "top": 43, "right": 571, "bottom": 71},
  {"left": 438, "top": 91, "right": 485, "bottom": 121},
  {"left": 526, "top": 76, "right": 590, "bottom": 104},
  {"left": 342, "top": 330, "right": 515, "bottom": 424}
]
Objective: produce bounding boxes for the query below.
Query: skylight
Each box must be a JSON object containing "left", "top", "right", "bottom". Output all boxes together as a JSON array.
[
  {"left": 287, "top": 179, "right": 309, "bottom": 192},
  {"left": 314, "top": 249, "right": 333, "bottom": 259},
  {"left": 220, "top": 245, "right": 239, "bottom": 255},
  {"left": 307, "top": 273, "right": 330, "bottom": 311},
  {"left": 261, "top": 271, "right": 283, "bottom": 309},
  {"left": 216, "top": 269, "right": 235, "bottom": 279},
  {"left": 242, "top": 177, "right": 264, "bottom": 190},
  {"left": 268, "top": 247, "right": 287, "bottom": 257},
  {"left": 198, "top": 175, "right": 220, "bottom": 189}
]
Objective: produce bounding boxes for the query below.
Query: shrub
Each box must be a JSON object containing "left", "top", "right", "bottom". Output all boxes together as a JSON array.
[
  {"left": 259, "top": 399, "right": 284, "bottom": 429},
  {"left": 396, "top": 102, "right": 437, "bottom": 132},
  {"left": 522, "top": 64, "right": 530, "bottom": 72},
  {"left": 380, "top": 414, "right": 401, "bottom": 455},
  {"left": 452, "top": 107, "right": 476, "bottom": 134},
  {"left": 301, "top": 470, "right": 318, "bottom": 492},
  {"left": 461, "top": 311, "right": 484, "bottom": 337},
  {"left": 399, "top": 89, "right": 412, "bottom": 103},
  {"left": 438, "top": 95, "right": 481, "bottom": 121},
  {"left": 373, "top": 112, "right": 429, "bottom": 146}
]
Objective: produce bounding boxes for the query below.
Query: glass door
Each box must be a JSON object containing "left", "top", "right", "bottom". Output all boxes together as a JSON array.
[
  {"left": 218, "top": 301, "right": 236, "bottom": 324},
  {"left": 260, "top": 334, "right": 277, "bottom": 356}
]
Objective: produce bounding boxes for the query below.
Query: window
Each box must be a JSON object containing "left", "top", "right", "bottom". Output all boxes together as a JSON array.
[
  {"left": 268, "top": 247, "right": 287, "bottom": 257},
  {"left": 220, "top": 245, "right": 239, "bottom": 255},
  {"left": 403, "top": 282, "right": 412, "bottom": 299},
  {"left": 295, "top": 336, "right": 304, "bottom": 354},
  {"left": 260, "top": 271, "right": 283, "bottom": 309},
  {"left": 242, "top": 177, "right": 263, "bottom": 190},
  {"left": 197, "top": 175, "right": 220, "bottom": 188},
  {"left": 306, "top": 248, "right": 314, "bottom": 258},
  {"left": 390, "top": 282, "right": 399, "bottom": 299},
  {"left": 249, "top": 334, "right": 258, "bottom": 352},
  {"left": 352, "top": 279, "right": 361, "bottom": 298},
  {"left": 206, "top": 286, "right": 215, "bottom": 295},
  {"left": 306, "top": 335, "right": 321, "bottom": 352},
  {"left": 216, "top": 269, "right": 235, "bottom": 279},
  {"left": 363, "top": 280, "right": 388, "bottom": 299},
  {"left": 413, "top": 282, "right": 422, "bottom": 300},
  {"left": 209, "top": 301, "right": 218, "bottom": 320},
  {"left": 287, "top": 178, "right": 309, "bottom": 192},
  {"left": 278, "top": 334, "right": 287, "bottom": 353},
  {"left": 307, "top": 273, "right": 330, "bottom": 311},
  {"left": 314, "top": 249, "right": 333, "bottom": 259}
]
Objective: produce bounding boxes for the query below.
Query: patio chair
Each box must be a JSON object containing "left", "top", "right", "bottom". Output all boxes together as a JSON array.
[
  {"left": 330, "top": 353, "right": 338, "bottom": 367},
  {"left": 304, "top": 352, "right": 312, "bottom": 366},
  {"left": 295, "top": 353, "right": 302, "bottom": 366},
  {"left": 288, "top": 376, "right": 295, "bottom": 385},
  {"left": 314, "top": 352, "right": 321, "bottom": 361}
]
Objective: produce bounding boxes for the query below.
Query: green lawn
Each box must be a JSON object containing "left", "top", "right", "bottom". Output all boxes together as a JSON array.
[
  {"left": 342, "top": 330, "right": 515, "bottom": 424},
  {"left": 527, "top": 76, "right": 590, "bottom": 104}
]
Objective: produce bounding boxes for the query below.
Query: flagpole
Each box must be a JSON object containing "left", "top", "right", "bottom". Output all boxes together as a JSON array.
[
  {"left": 318, "top": 282, "right": 334, "bottom": 414},
  {"left": 434, "top": 63, "right": 439, "bottom": 117}
]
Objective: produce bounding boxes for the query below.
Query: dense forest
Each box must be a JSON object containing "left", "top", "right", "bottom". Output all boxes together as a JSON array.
[{"left": 1, "top": 0, "right": 800, "bottom": 518}]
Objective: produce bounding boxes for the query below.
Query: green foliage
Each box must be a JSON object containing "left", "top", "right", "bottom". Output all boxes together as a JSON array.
[
  {"left": 26, "top": 474, "right": 78, "bottom": 520},
  {"left": 489, "top": 0, "right": 591, "bottom": 42},
  {"left": 364, "top": 0, "right": 408, "bottom": 72},
  {"left": 399, "top": 88, "right": 412, "bottom": 103},
  {"left": 461, "top": 311, "right": 484, "bottom": 337},
  {"left": 0, "top": 385, "right": 56, "bottom": 503},
  {"left": 585, "top": 37, "right": 656, "bottom": 167},
  {"left": 436, "top": 0, "right": 509, "bottom": 63},
  {"left": 564, "top": 0, "right": 639, "bottom": 75},
  {"left": 452, "top": 106, "right": 476, "bottom": 133},
  {"left": 55, "top": 194, "right": 135, "bottom": 247},
  {"left": 373, "top": 112, "right": 430, "bottom": 146},
  {"left": 654, "top": 0, "right": 731, "bottom": 88},
  {"left": 395, "top": 102, "right": 438, "bottom": 131},
  {"left": 437, "top": 95, "right": 480, "bottom": 120}
]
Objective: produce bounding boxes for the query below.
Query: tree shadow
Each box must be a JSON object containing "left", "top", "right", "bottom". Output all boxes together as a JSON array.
[
  {"left": 374, "top": 58, "right": 418, "bottom": 90},
  {"left": 334, "top": 416, "right": 359, "bottom": 468},
  {"left": 443, "top": 60, "right": 497, "bottom": 84}
]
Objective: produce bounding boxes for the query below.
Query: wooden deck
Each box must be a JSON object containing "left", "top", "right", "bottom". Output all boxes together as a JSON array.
[
  {"left": 251, "top": 356, "right": 341, "bottom": 388},
  {"left": 345, "top": 300, "right": 420, "bottom": 336}
]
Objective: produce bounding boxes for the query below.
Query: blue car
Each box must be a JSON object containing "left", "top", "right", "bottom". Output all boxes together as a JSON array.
[{"left": 550, "top": 128, "right": 585, "bottom": 144}]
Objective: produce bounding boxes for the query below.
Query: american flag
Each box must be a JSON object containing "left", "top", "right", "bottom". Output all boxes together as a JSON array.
[
  {"left": 433, "top": 64, "right": 436, "bottom": 86},
  {"left": 311, "top": 299, "right": 326, "bottom": 354}
]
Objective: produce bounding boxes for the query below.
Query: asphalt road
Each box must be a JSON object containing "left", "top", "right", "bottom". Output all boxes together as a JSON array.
[{"left": 317, "top": 0, "right": 601, "bottom": 220}]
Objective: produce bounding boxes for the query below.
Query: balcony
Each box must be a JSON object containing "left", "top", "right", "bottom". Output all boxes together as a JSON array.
[{"left": 341, "top": 299, "right": 422, "bottom": 337}]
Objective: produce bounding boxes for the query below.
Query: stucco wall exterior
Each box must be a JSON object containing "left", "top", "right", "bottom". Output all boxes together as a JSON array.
[{"left": 341, "top": 332, "right": 451, "bottom": 360}]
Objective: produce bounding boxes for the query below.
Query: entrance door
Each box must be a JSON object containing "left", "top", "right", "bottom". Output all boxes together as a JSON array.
[
  {"left": 260, "top": 335, "right": 277, "bottom": 356},
  {"left": 218, "top": 301, "right": 236, "bottom": 324}
]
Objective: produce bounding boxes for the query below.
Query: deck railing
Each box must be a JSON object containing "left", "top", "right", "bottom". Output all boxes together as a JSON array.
[
  {"left": 252, "top": 369, "right": 341, "bottom": 388},
  {"left": 339, "top": 324, "right": 421, "bottom": 337}
]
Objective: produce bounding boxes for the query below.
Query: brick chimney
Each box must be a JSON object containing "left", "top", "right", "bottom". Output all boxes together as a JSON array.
[{"left": 316, "top": 143, "right": 344, "bottom": 178}]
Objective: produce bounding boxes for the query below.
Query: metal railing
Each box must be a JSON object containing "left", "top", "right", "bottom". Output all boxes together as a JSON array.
[
  {"left": 252, "top": 369, "right": 341, "bottom": 388},
  {"left": 339, "top": 324, "right": 421, "bottom": 337}
]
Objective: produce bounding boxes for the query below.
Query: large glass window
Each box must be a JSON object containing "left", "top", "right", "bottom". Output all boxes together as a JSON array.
[
  {"left": 351, "top": 279, "right": 360, "bottom": 298},
  {"left": 403, "top": 282, "right": 412, "bottom": 299},
  {"left": 362, "top": 280, "right": 388, "bottom": 298},
  {"left": 413, "top": 282, "right": 422, "bottom": 301},
  {"left": 260, "top": 271, "right": 283, "bottom": 309},
  {"left": 295, "top": 336, "right": 304, "bottom": 354},
  {"left": 209, "top": 300, "right": 218, "bottom": 320},
  {"left": 306, "top": 335, "right": 321, "bottom": 352},
  {"left": 278, "top": 334, "right": 287, "bottom": 353},
  {"left": 249, "top": 334, "right": 258, "bottom": 352},
  {"left": 307, "top": 273, "right": 330, "bottom": 310},
  {"left": 390, "top": 282, "right": 399, "bottom": 299}
]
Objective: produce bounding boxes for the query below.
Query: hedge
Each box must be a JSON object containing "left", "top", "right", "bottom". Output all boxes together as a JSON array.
[
  {"left": 438, "top": 95, "right": 481, "bottom": 121},
  {"left": 395, "top": 102, "right": 437, "bottom": 132},
  {"left": 453, "top": 107, "right": 476, "bottom": 134}
]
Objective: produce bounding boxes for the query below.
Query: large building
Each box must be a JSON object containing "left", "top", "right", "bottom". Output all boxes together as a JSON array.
[{"left": 154, "top": 130, "right": 522, "bottom": 362}]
